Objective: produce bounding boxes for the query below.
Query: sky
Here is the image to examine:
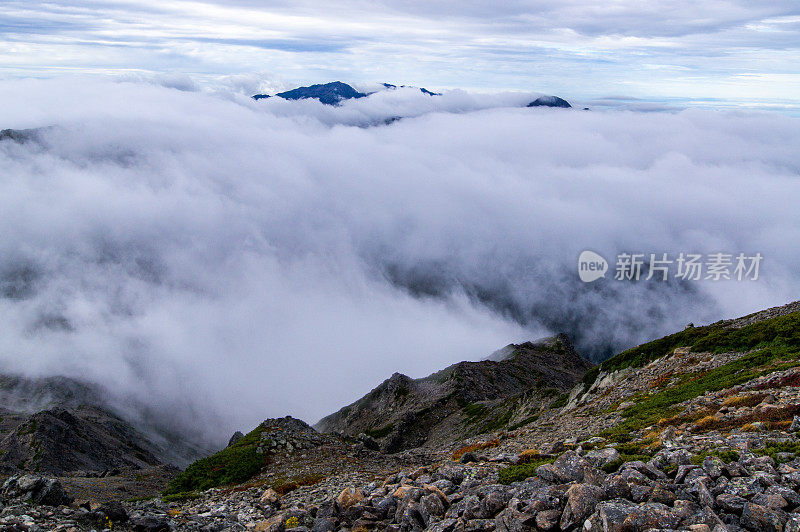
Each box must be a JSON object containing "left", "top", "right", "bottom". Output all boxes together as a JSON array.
[{"left": 1, "top": 0, "right": 800, "bottom": 108}]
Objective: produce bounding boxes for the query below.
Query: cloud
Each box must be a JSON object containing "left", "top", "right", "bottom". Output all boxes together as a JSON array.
[
  {"left": 0, "top": 0, "right": 798, "bottom": 106},
  {"left": 0, "top": 78, "right": 798, "bottom": 445}
]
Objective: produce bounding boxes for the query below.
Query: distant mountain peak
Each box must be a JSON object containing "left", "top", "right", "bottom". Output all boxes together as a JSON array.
[
  {"left": 381, "top": 83, "right": 441, "bottom": 96},
  {"left": 527, "top": 95, "right": 572, "bottom": 108},
  {"left": 253, "top": 81, "right": 367, "bottom": 105}
]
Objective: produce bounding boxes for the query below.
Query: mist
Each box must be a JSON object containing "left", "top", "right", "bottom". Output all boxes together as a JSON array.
[{"left": 0, "top": 77, "right": 798, "bottom": 445}]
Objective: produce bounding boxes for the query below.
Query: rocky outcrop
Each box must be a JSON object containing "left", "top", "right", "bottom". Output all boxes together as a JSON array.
[
  {"left": 316, "top": 335, "right": 593, "bottom": 452},
  {"left": 0, "top": 406, "right": 165, "bottom": 474},
  {"left": 0, "top": 374, "right": 208, "bottom": 473},
  {"left": 1, "top": 474, "right": 72, "bottom": 506}
]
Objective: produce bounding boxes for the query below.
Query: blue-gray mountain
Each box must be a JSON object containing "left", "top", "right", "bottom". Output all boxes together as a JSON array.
[
  {"left": 253, "top": 81, "right": 366, "bottom": 105},
  {"left": 252, "top": 81, "right": 570, "bottom": 108},
  {"left": 527, "top": 95, "right": 572, "bottom": 108}
]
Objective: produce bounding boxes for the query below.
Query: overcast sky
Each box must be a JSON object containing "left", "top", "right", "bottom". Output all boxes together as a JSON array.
[{"left": 1, "top": 0, "right": 799, "bottom": 107}]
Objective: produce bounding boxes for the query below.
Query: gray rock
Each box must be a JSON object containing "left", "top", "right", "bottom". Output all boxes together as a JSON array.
[
  {"left": 536, "top": 450, "right": 594, "bottom": 484},
  {"left": 724, "top": 476, "right": 764, "bottom": 498},
  {"left": 597, "top": 499, "right": 679, "bottom": 532},
  {"left": 428, "top": 518, "right": 458, "bottom": 532},
  {"left": 130, "top": 514, "right": 170, "bottom": 532},
  {"left": 584, "top": 447, "right": 620, "bottom": 467},
  {"left": 534, "top": 509, "right": 561, "bottom": 531},
  {"left": 421, "top": 493, "right": 446, "bottom": 518},
  {"left": 703, "top": 456, "right": 725, "bottom": 479},
  {"left": 560, "top": 483, "right": 604, "bottom": 529},
  {"left": 311, "top": 517, "right": 336, "bottom": 532},
  {"left": 786, "top": 513, "right": 800, "bottom": 532},
  {"left": 740, "top": 502, "right": 783, "bottom": 532},
  {"left": 227, "top": 431, "right": 244, "bottom": 447},
  {"left": 716, "top": 493, "right": 747, "bottom": 513},
  {"left": 460, "top": 452, "right": 479, "bottom": 464}
]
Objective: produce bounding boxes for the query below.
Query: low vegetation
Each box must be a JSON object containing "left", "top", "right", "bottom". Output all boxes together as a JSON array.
[
  {"left": 549, "top": 393, "right": 569, "bottom": 409},
  {"left": 271, "top": 473, "right": 326, "bottom": 496},
  {"left": 498, "top": 456, "right": 556, "bottom": 484},
  {"left": 753, "top": 440, "right": 800, "bottom": 463},
  {"left": 164, "top": 425, "right": 269, "bottom": 495},
  {"left": 601, "top": 340, "right": 800, "bottom": 441},
  {"left": 690, "top": 450, "right": 739, "bottom": 465},
  {"left": 590, "top": 312, "right": 800, "bottom": 383},
  {"left": 365, "top": 423, "right": 395, "bottom": 439},
  {"left": 601, "top": 454, "right": 652, "bottom": 473}
]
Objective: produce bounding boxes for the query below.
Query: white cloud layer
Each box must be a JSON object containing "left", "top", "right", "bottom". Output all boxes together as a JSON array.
[
  {"left": 0, "top": 78, "right": 799, "bottom": 443},
  {"left": 0, "top": 0, "right": 799, "bottom": 107}
]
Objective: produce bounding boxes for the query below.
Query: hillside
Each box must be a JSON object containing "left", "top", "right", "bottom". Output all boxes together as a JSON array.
[
  {"left": 0, "top": 374, "right": 207, "bottom": 475},
  {"left": 315, "top": 334, "right": 593, "bottom": 451},
  {"left": 3, "top": 301, "right": 800, "bottom": 531}
]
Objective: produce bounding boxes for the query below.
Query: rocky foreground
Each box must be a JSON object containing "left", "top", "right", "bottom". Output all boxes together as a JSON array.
[{"left": 3, "top": 422, "right": 800, "bottom": 531}]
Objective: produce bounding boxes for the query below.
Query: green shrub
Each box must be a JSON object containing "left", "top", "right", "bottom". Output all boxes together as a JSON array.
[
  {"left": 600, "top": 311, "right": 800, "bottom": 373},
  {"left": 162, "top": 491, "right": 202, "bottom": 503},
  {"left": 690, "top": 450, "right": 739, "bottom": 465},
  {"left": 498, "top": 456, "right": 556, "bottom": 484},
  {"left": 753, "top": 440, "right": 800, "bottom": 462},
  {"left": 550, "top": 393, "right": 569, "bottom": 409},
  {"left": 509, "top": 415, "right": 539, "bottom": 431},
  {"left": 600, "top": 454, "right": 652, "bottom": 473},
  {"left": 164, "top": 425, "right": 268, "bottom": 494},
  {"left": 582, "top": 366, "right": 600, "bottom": 389}
]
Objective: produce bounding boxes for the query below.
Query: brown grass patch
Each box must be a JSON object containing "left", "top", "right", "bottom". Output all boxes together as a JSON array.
[
  {"left": 693, "top": 404, "right": 800, "bottom": 433},
  {"left": 272, "top": 473, "right": 326, "bottom": 496},
  {"left": 722, "top": 394, "right": 768, "bottom": 408},
  {"left": 649, "top": 374, "right": 673, "bottom": 389},
  {"left": 694, "top": 415, "right": 721, "bottom": 430},
  {"left": 741, "top": 423, "right": 762, "bottom": 432},
  {"left": 451, "top": 439, "right": 500, "bottom": 461},
  {"left": 517, "top": 449, "right": 548, "bottom": 463},
  {"left": 658, "top": 406, "right": 718, "bottom": 428}
]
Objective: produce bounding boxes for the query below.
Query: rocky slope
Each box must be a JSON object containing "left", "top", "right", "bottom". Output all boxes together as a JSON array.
[
  {"left": 0, "top": 374, "right": 207, "bottom": 475},
  {"left": 3, "top": 301, "right": 800, "bottom": 531},
  {"left": 315, "top": 335, "right": 593, "bottom": 452}
]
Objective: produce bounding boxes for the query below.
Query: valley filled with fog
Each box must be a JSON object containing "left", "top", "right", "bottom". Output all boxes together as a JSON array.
[{"left": 0, "top": 78, "right": 798, "bottom": 444}]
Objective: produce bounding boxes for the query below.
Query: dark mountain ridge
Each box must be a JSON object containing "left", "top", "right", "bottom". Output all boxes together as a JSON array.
[
  {"left": 0, "top": 373, "right": 208, "bottom": 475},
  {"left": 315, "top": 334, "right": 592, "bottom": 451}
]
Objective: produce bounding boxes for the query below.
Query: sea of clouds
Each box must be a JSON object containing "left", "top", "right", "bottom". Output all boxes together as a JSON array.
[{"left": 0, "top": 77, "right": 798, "bottom": 445}]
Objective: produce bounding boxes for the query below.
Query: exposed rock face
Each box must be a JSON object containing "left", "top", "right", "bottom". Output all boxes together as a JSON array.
[
  {"left": 527, "top": 96, "right": 572, "bottom": 108},
  {"left": 0, "top": 406, "right": 164, "bottom": 474},
  {"left": 0, "top": 374, "right": 208, "bottom": 473},
  {"left": 315, "top": 335, "right": 593, "bottom": 452}
]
